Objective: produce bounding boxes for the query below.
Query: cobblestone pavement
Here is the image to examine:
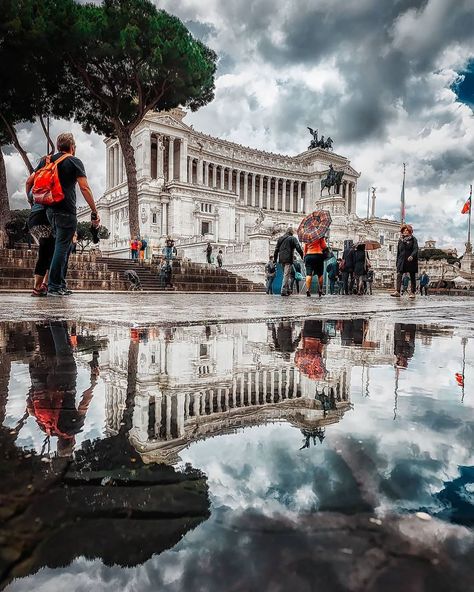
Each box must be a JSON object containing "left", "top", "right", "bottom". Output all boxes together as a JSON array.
[{"left": 0, "top": 292, "right": 473, "bottom": 327}]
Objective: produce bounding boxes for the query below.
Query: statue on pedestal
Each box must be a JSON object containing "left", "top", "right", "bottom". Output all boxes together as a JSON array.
[{"left": 320, "top": 164, "right": 344, "bottom": 196}]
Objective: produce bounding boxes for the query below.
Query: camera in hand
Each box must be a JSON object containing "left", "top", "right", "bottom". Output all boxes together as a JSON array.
[{"left": 91, "top": 212, "right": 100, "bottom": 244}]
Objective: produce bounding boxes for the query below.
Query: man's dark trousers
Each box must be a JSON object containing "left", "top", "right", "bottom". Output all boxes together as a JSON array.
[{"left": 46, "top": 210, "right": 77, "bottom": 293}]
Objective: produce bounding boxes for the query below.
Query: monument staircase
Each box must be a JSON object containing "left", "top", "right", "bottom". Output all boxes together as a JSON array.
[
  {"left": 0, "top": 247, "right": 265, "bottom": 292},
  {"left": 96, "top": 256, "right": 265, "bottom": 292}
]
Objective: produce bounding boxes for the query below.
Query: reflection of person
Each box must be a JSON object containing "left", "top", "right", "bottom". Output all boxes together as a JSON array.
[
  {"left": 26, "top": 322, "right": 97, "bottom": 457},
  {"left": 393, "top": 323, "right": 416, "bottom": 368},
  {"left": 391, "top": 224, "right": 419, "bottom": 299},
  {"left": 271, "top": 322, "right": 301, "bottom": 360},
  {"left": 294, "top": 320, "right": 330, "bottom": 380}
]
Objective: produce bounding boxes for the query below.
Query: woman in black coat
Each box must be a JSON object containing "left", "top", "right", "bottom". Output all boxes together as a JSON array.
[{"left": 391, "top": 224, "right": 418, "bottom": 298}]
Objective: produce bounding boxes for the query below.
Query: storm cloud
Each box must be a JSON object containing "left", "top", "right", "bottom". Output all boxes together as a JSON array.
[{"left": 4, "top": 0, "right": 474, "bottom": 249}]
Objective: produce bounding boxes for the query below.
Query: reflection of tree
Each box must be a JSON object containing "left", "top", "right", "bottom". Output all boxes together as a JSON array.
[
  {"left": 0, "top": 331, "right": 210, "bottom": 588},
  {"left": 299, "top": 427, "right": 326, "bottom": 449}
]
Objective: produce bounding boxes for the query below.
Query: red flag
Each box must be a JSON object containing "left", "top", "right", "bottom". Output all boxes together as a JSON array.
[
  {"left": 455, "top": 373, "right": 464, "bottom": 387},
  {"left": 461, "top": 197, "right": 471, "bottom": 214}
]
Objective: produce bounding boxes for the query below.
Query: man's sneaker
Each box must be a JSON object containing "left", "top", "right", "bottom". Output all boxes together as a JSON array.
[
  {"left": 409, "top": 293, "right": 416, "bottom": 299},
  {"left": 390, "top": 292, "right": 401, "bottom": 297},
  {"left": 48, "top": 289, "right": 69, "bottom": 297},
  {"left": 62, "top": 289, "right": 73, "bottom": 295}
]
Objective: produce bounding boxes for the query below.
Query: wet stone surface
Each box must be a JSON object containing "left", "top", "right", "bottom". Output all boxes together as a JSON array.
[{"left": 0, "top": 306, "right": 473, "bottom": 591}]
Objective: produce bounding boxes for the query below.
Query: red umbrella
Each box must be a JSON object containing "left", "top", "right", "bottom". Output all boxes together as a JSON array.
[{"left": 297, "top": 210, "right": 332, "bottom": 243}]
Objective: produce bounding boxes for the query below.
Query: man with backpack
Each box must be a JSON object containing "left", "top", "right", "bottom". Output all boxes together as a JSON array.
[{"left": 25, "top": 133, "right": 100, "bottom": 297}]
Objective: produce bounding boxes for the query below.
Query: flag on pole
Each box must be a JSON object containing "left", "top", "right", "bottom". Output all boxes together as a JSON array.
[
  {"left": 455, "top": 372, "right": 464, "bottom": 387},
  {"left": 400, "top": 164, "right": 406, "bottom": 223},
  {"left": 461, "top": 195, "right": 471, "bottom": 214}
]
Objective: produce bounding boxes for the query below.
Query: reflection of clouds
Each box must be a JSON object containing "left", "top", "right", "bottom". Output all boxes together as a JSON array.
[{"left": 178, "top": 334, "right": 474, "bottom": 520}]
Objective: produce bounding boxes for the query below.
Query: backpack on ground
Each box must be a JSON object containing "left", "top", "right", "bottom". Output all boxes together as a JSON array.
[{"left": 32, "top": 154, "right": 70, "bottom": 206}]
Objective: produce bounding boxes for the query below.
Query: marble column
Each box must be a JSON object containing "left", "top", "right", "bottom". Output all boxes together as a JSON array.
[
  {"left": 282, "top": 179, "right": 287, "bottom": 211},
  {"left": 266, "top": 177, "right": 272, "bottom": 209},
  {"left": 220, "top": 166, "right": 225, "bottom": 190},
  {"left": 251, "top": 173, "right": 256, "bottom": 207},
  {"left": 179, "top": 138, "right": 188, "bottom": 181},
  {"left": 197, "top": 158, "right": 203, "bottom": 185},
  {"left": 236, "top": 170, "right": 241, "bottom": 198},
  {"left": 157, "top": 136, "right": 164, "bottom": 179},
  {"left": 168, "top": 138, "right": 174, "bottom": 181},
  {"left": 106, "top": 147, "right": 111, "bottom": 189},
  {"left": 258, "top": 175, "right": 264, "bottom": 208},
  {"left": 204, "top": 162, "right": 210, "bottom": 186},
  {"left": 297, "top": 181, "right": 302, "bottom": 213},
  {"left": 228, "top": 169, "right": 233, "bottom": 192},
  {"left": 243, "top": 172, "right": 249, "bottom": 205},
  {"left": 289, "top": 180, "right": 295, "bottom": 213},
  {"left": 274, "top": 178, "right": 280, "bottom": 211},
  {"left": 187, "top": 157, "right": 193, "bottom": 185},
  {"left": 212, "top": 163, "right": 217, "bottom": 188},
  {"left": 114, "top": 145, "right": 119, "bottom": 187}
]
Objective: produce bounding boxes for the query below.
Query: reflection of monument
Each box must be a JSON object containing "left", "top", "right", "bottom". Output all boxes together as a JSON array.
[{"left": 98, "top": 319, "right": 414, "bottom": 464}]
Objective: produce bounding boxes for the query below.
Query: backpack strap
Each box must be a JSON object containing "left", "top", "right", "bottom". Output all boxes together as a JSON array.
[{"left": 53, "top": 153, "right": 71, "bottom": 166}]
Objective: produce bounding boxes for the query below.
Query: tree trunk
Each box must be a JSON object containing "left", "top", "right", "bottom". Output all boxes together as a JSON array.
[
  {"left": 0, "top": 147, "right": 11, "bottom": 247},
  {"left": 0, "top": 115, "right": 34, "bottom": 174},
  {"left": 115, "top": 124, "right": 140, "bottom": 239}
]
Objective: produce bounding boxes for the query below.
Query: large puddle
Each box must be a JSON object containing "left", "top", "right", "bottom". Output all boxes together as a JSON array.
[{"left": 1, "top": 318, "right": 473, "bottom": 590}]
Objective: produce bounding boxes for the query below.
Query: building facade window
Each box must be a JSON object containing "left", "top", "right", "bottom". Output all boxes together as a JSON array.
[
  {"left": 200, "top": 203, "right": 213, "bottom": 213},
  {"left": 201, "top": 221, "right": 211, "bottom": 235},
  {"left": 152, "top": 213, "right": 157, "bottom": 224}
]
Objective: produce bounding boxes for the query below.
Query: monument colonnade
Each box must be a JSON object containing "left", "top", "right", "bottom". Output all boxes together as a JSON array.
[{"left": 106, "top": 132, "right": 356, "bottom": 216}]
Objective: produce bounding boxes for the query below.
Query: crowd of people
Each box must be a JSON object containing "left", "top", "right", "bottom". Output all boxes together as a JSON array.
[
  {"left": 22, "top": 133, "right": 428, "bottom": 300},
  {"left": 266, "top": 223, "right": 428, "bottom": 297}
]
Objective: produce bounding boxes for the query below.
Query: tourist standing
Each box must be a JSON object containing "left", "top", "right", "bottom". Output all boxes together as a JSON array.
[
  {"left": 303, "top": 236, "right": 327, "bottom": 298},
  {"left": 354, "top": 244, "right": 368, "bottom": 295},
  {"left": 391, "top": 224, "right": 419, "bottom": 299},
  {"left": 205, "top": 242, "right": 213, "bottom": 264},
  {"left": 341, "top": 240, "right": 355, "bottom": 295},
  {"left": 326, "top": 258, "right": 339, "bottom": 295},
  {"left": 163, "top": 236, "right": 177, "bottom": 261},
  {"left": 366, "top": 267, "right": 374, "bottom": 295},
  {"left": 130, "top": 237, "right": 138, "bottom": 260},
  {"left": 25, "top": 133, "right": 100, "bottom": 296},
  {"left": 139, "top": 237, "right": 147, "bottom": 261},
  {"left": 27, "top": 202, "right": 55, "bottom": 297},
  {"left": 291, "top": 257, "right": 304, "bottom": 294},
  {"left": 265, "top": 255, "right": 276, "bottom": 294},
  {"left": 217, "top": 249, "right": 223, "bottom": 268},
  {"left": 274, "top": 227, "right": 304, "bottom": 297},
  {"left": 419, "top": 270, "right": 430, "bottom": 296}
]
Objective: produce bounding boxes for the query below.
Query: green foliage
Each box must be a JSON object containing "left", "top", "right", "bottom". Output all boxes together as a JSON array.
[
  {"left": 66, "top": 0, "right": 217, "bottom": 134},
  {"left": 76, "top": 221, "right": 110, "bottom": 253}
]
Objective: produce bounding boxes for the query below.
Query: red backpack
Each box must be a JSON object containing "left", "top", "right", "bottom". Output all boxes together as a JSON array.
[{"left": 32, "top": 153, "right": 70, "bottom": 206}]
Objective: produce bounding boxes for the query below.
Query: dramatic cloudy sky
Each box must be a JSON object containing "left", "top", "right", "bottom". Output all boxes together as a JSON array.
[{"left": 5, "top": 0, "right": 474, "bottom": 250}]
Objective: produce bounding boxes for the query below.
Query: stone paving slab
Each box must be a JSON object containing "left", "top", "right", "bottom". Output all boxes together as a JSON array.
[{"left": 0, "top": 292, "right": 473, "bottom": 328}]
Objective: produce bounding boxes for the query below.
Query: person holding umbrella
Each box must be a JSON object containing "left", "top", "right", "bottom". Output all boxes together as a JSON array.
[{"left": 297, "top": 210, "right": 332, "bottom": 298}]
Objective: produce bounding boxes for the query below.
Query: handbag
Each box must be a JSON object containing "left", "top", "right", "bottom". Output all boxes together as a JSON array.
[
  {"left": 295, "top": 271, "right": 304, "bottom": 281},
  {"left": 322, "top": 247, "right": 331, "bottom": 260}
]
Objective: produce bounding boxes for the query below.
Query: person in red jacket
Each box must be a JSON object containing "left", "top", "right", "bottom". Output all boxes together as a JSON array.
[{"left": 303, "top": 237, "right": 327, "bottom": 298}]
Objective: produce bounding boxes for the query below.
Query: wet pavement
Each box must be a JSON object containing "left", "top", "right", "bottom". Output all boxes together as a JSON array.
[
  {"left": 1, "top": 297, "right": 474, "bottom": 591},
  {"left": 0, "top": 292, "right": 474, "bottom": 327}
]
